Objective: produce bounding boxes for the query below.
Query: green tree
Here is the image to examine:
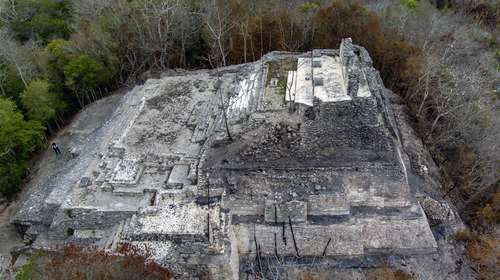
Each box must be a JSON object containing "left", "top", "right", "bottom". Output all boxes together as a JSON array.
[
  {"left": 400, "top": 0, "right": 417, "bottom": 9},
  {"left": 63, "top": 55, "right": 112, "bottom": 90},
  {"left": 63, "top": 55, "right": 112, "bottom": 106},
  {"left": 44, "top": 39, "right": 116, "bottom": 108},
  {"left": 6, "top": 0, "right": 73, "bottom": 43},
  {"left": 0, "top": 97, "right": 44, "bottom": 196},
  {"left": 0, "top": 63, "right": 25, "bottom": 103},
  {"left": 299, "top": 1, "right": 320, "bottom": 13},
  {"left": 44, "top": 39, "right": 72, "bottom": 96},
  {"left": 45, "top": 39, "right": 71, "bottom": 72},
  {"left": 0, "top": 153, "right": 26, "bottom": 197},
  {"left": 20, "top": 79, "right": 65, "bottom": 125}
]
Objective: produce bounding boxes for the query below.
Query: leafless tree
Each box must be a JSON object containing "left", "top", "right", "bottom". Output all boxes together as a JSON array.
[
  {"left": 172, "top": 1, "right": 201, "bottom": 68},
  {"left": 377, "top": 2, "right": 498, "bottom": 218},
  {"left": 0, "top": 28, "right": 38, "bottom": 87},
  {"left": 238, "top": 18, "right": 250, "bottom": 63},
  {"left": 285, "top": 58, "right": 308, "bottom": 112},
  {"left": 203, "top": 0, "right": 234, "bottom": 67},
  {"left": 201, "top": 1, "right": 235, "bottom": 141},
  {"left": 71, "top": 0, "right": 114, "bottom": 20},
  {"left": 0, "top": 0, "right": 18, "bottom": 24},
  {"left": 102, "top": 0, "right": 203, "bottom": 82},
  {"left": 285, "top": 69, "right": 296, "bottom": 111}
]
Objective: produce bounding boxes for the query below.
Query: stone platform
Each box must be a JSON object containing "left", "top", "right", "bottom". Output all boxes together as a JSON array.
[{"left": 12, "top": 39, "right": 438, "bottom": 279}]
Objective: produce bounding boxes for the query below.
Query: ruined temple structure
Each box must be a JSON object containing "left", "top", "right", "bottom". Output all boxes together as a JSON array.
[{"left": 12, "top": 39, "right": 443, "bottom": 279}]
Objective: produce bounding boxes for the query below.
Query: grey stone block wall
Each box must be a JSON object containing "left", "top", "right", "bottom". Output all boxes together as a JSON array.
[
  {"left": 340, "top": 38, "right": 360, "bottom": 98},
  {"left": 49, "top": 208, "right": 136, "bottom": 240}
]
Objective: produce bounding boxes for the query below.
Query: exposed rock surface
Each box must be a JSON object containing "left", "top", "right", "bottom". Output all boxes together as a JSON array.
[
  {"left": 420, "top": 197, "right": 455, "bottom": 226},
  {"left": 6, "top": 39, "right": 474, "bottom": 279}
]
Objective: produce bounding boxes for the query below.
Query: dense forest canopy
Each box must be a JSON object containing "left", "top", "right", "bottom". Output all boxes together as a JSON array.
[{"left": 0, "top": 0, "right": 498, "bottom": 277}]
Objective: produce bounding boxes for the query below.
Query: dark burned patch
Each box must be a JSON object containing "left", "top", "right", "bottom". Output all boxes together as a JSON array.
[
  {"left": 304, "top": 107, "right": 316, "bottom": 120},
  {"left": 240, "top": 122, "right": 302, "bottom": 162},
  {"left": 155, "top": 130, "right": 178, "bottom": 142}
]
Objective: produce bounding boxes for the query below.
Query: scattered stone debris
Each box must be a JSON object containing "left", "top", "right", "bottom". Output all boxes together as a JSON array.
[
  {"left": 420, "top": 196, "right": 455, "bottom": 226},
  {"left": 78, "top": 177, "right": 92, "bottom": 188}
]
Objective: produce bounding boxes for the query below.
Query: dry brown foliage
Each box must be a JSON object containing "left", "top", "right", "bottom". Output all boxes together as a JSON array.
[
  {"left": 40, "top": 244, "right": 170, "bottom": 280},
  {"left": 223, "top": 0, "right": 422, "bottom": 97},
  {"left": 450, "top": 1, "right": 500, "bottom": 29},
  {"left": 463, "top": 234, "right": 500, "bottom": 280},
  {"left": 455, "top": 229, "right": 474, "bottom": 242},
  {"left": 367, "top": 266, "right": 413, "bottom": 280}
]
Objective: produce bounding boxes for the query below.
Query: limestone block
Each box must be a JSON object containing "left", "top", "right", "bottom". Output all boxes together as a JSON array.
[
  {"left": 166, "top": 164, "right": 190, "bottom": 189},
  {"left": 109, "top": 142, "right": 125, "bottom": 158},
  {"left": 307, "top": 195, "right": 350, "bottom": 216},
  {"left": 79, "top": 177, "right": 92, "bottom": 188},
  {"left": 74, "top": 229, "right": 105, "bottom": 240},
  {"left": 234, "top": 223, "right": 364, "bottom": 257},
  {"left": 264, "top": 200, "right": 307, "bottom": 223},
  {"left": 286, "top": 55, "right": 351, "bottom": 106},
  {"left": 222, "top": 199, "right": 264, "bottom": 216},
  {"left": 187, "top": 161, "right": 198, "bottom": 184},
  {"left": 313, "top": 77, "right": 324, "bottom": 86},
  {"left": 69, "top": 147, "right": 79, "bottom": 158},
  {"left": 132, "top": 202, "right": 218, "bottom": 237},
  {"left": 361, "top": 216, "right": 437, "bottom": 254},
  {"left": 109, "top": 159, "right": 144, "bottom": 187},
  {"left": 270, "top": 78, "right": 278, "bottom": 87}
]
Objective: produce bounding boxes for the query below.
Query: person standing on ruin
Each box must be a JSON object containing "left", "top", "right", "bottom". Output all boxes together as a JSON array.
[{"left": 52, "top": 142, "right": 61, "bottom": 155}]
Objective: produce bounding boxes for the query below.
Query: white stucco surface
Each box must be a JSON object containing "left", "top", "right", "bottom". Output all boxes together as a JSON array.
[
  {"left": 286, "top": 57, "right": 314, "bottom": 106},
  {"left": 286, "top": 55, "right": 372, "bottom": 106}
]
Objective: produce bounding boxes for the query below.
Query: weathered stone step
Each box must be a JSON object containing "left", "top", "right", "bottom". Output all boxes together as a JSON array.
[
  {"left": 234, "top": 210, "right": 437, "bottom": 257},
  {"left": 97, "top": 218, "right": 130, "bottom": 250}
]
